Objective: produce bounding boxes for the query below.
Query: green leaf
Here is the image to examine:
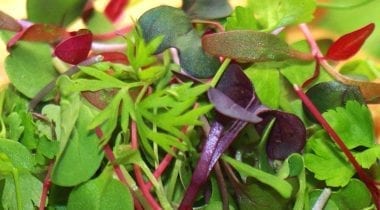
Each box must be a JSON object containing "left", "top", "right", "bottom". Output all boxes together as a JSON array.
[
  {"left": 182, "top": 0, "right": 232, "bottom": 19},
  {"left": 318, "top": 0, "right": 376, "bottom": 9},
  {"left": 225, "top": 6, "right": 258, "bottom": 31},
  {"left": 248, "top": 0, "right": 316, "bottom": 31},
  {"left": 323, "top": 100, "right": 375, "bottom": 149},
  {"left": 245, "top": 67, "right": 280, "bottom": 108},
  {"left": 5, "top": 42, "right": 58, "bottom": 99},
  {"left": 202, "top": 31, "right": 292, "bottom": 63},
  {"left": 354, "top": 144, "right": 380, "bottom": 168},
  {"left": 85, "top": 10, "right": 115, "bottom": 34},
  {"left": 330, "top": 179, "right": 372, "bottom": 209},
  {"left": 0, "top": 138, "right": 33, "bottom": 170},
  {"left": 27, "top": 0, "right": 87, "bottom": 27},
  {"left": 304, "top": 132, "right": 354, "bottom": 187},
  {"left": 2, "top": 172, "right": 42, "bottom": 210},
  {"left": 67, "top": 167, "right": 133, "bottom": 210},
  {"left": 4, "top": 112, "right": 24, "bottom": 141},
  {"left": 52, "top": 103, "right": 104, "bottom": 186},
  {"left": 222, "top": 155, "right": 293, "bottom": 198}
]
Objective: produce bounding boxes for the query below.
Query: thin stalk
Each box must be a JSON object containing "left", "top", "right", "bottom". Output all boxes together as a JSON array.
[
  {"left": 93, "top": 24, "right": 134, "bottom": 41},
  {"left": 312, "top": 188, "right": 332, "bottom": 210},
  {"left": 131, "top": 121, "right": 162, "bottom": 210},
  {"left": 191, "top": 19, "right": 225, "bottom": 32},
  {"left": 214, "top": 161, "right": 229, "bottom": 210},
  {"left": 210, "top": 58, "right": 231, "bottom": 87},
  {"left": 293, "top": 85, "right": 380, "bottom": 208},
  {"left": 39, "top": 161, "right": 54, "bottom": 210}
]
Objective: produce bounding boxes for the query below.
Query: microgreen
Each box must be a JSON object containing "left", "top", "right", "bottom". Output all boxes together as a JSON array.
[{"left": 0, "top": 0, "right": 380, "bottom": 209}]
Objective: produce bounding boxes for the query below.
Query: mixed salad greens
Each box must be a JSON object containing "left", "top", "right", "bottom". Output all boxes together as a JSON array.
[{"left": 0, "top": 0, "right": 380, "bottom": 209}]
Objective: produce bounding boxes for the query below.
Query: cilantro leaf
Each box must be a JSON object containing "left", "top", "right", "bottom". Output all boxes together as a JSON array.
[
  {"left": 304, "top": 133, "right": 355, "bottom": 187},
  {"left": 323, "top": 100, "right": 375, "bottom": 149},
  {"left": 248, "top": 0, "right": 316, "bottom": 31}
]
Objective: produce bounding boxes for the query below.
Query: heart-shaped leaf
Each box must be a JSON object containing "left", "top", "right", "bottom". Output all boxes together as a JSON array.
[
  {"left": 202, "top": 30, "right": 292, "bottom": 63},
  {"left": 255, "top": 110, "right": 307, "bottom": 160},
  {"left": 182, "top": 0, "right": 232, "bottom": 19},
  {"left": 325, "top": 23, "right": 375, "bottom": 61},
  {"left": 54, "top": 29, "right": 93, "bottom": 64}
]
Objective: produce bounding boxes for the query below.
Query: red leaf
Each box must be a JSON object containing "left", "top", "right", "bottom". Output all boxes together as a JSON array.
[
  {"left": 99, "top": 52, "right": 129, "bottom": 64},
  {"left": 104, "top": 0, "right": 129, "bottom": 21},
  {"left": 54, "top": 29, "right": 93, "bottom": 64},
  {"left": 0, "top": 10, "right": 22, "bottom": 32},
  {"left": 7, "top": 24, "right": 68, "bottom": 49},
  {"left": 326, "top": 23, "right": 375, "bottom": 61}
]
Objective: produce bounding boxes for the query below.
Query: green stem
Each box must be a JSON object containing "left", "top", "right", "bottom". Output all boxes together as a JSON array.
[
  {"left": 257, "top": 118, "right": 276, "bottom": 174},
  {"left": 12, "top": 169, "right": 22, "bottom": 210},
  {"left": 210, "top": 58, "right": 231, "bottom": 87}
]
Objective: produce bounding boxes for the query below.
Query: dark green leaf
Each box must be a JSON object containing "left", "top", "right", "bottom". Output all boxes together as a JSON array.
[
  {"left": 5, "top": 42, "right": 58, "bottom": 99},
  {"left": 303, "top": 81, "right": 366, "bottom": 123},
  {"left": 27, "top": 0, "right": 87, "bottom": 27},
  {"left": 330, "top": 179, "right": 372, "bottom": 209},
  {"left": 182, "top": 0, "right": 232, "bottom": 19},
  {"left": 202, "top": 31, "right": 292, "bottom": 63}
]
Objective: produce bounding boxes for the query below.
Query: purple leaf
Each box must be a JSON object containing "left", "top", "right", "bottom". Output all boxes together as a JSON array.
[
  {"left": 179, "top": 122, "right": 224, "bottom": 210},
  {"left": 208, "top": 88, "right": 263, "bottom": 123},
  {"left": 255, "top": 111, "right": 306, "bottom": 160},
  {"left": 54, "top": 29, "right": 93, "bottom": 64}
]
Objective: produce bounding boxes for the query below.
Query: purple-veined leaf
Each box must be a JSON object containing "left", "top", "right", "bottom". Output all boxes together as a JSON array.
[
  {"left": 208, "top": 88, "right": 263, "bottom": 123},
  {"left": 255, "top": 110, "right": 306, "bottom": 160},
  {"left": 54, "top": 29, "right": 93, "bottom": 64},
  {"left": 104, "top": 0, "right": 129, "bottom": 22},
  {"left": 325, "top": 23, "right": 375, "bottom": 61}
]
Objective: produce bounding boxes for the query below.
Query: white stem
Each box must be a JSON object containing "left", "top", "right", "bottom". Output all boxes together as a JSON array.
[
  {"left": 91, "top": 42, "right": 126, "bottom": 53},
  {"left": 312, "top": 188, "right": 332, "bottom": 210}
]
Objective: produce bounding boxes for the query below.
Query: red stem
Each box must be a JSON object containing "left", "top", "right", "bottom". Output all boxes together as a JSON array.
[
  {"left": 294, "top": 85, "right": 380, "bottom": 208},
  {"left": 39, "top": 161, "right": 54, "bottom": 210},
  {"left": 131, "top": 121, "right": 162, "bottom": 210},
  {"left": 95, "top": 127, "right": 143, "bottom": 210}
]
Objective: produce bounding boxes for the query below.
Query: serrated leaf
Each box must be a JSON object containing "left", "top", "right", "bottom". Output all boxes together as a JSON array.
[
  {"left": 5, "top": 41, "right": 59, "bottom": 99},
  {"left": 323, "top": 100, "right": 375, "bottom": 149},
  {"left": 248, "top": 0, "right": 316, "bottom": 31},
  {"left": 202, "top": 31, "right": 292, "bottom": 63},
  {"left": 304, "top": 133, "right": 355, "bottom": 187},
  {"left": 355, "top": 145, "right": 380, "bottom": 168},
  {"left": 27, "top": 0, "right": 88, "bottom": 27}
]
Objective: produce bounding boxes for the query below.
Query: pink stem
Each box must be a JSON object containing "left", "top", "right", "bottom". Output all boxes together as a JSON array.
[
  {"left": 95, "top": 127, "right": 144, "bottom": 210},
  {"left": 39, "top": 161, "right": 54, "bottom": 210},
  {"left": 131, "top": 121, "right": 162, "bottom": 210},
  {"left": 93, "top": 24, "right": 133, "bottom": 41},
  {"left": 294, "top": 85, "right": 380, "bottom": 208}
]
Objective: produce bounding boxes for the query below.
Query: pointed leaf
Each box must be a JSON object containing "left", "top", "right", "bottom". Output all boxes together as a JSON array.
[
  {"left": 104, "top": 0, "right": 129, "bottom": 22},
  {"left": 326, "top": 23, "right": 375, "bottom": 60},
  {"left": 202, "top": 31, "right": 292, "bottom": 63},
  {"left": 54, "top": 29, "right": 92, "bottom": 64}
]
